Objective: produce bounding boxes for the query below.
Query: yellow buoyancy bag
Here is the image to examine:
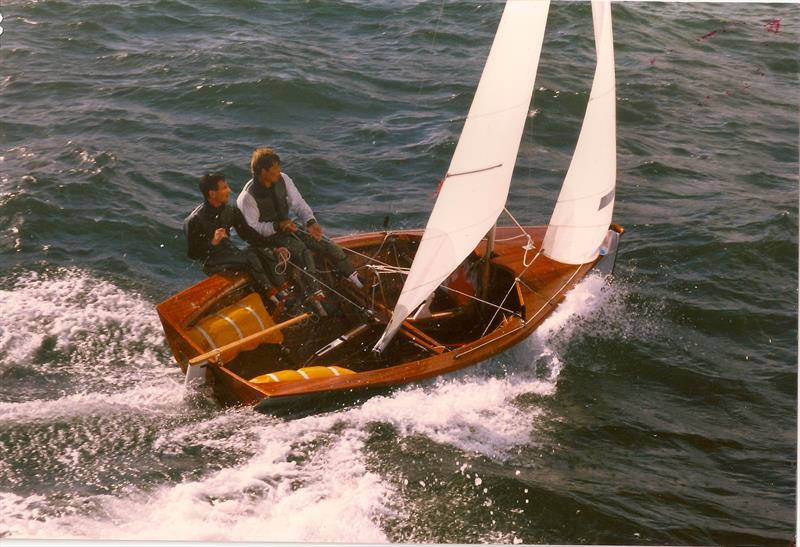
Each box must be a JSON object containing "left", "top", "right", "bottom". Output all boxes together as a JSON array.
[
  {"left": 187, "top": 292, "right": 281, "bottom": 360},
  {"left": 249, "top": 366, "right": 355, "bottom": 384}
]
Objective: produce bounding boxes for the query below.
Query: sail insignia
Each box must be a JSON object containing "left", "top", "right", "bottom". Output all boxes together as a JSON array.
[{"left": 599, "top": 189, "right": 615, "bottom": 210}]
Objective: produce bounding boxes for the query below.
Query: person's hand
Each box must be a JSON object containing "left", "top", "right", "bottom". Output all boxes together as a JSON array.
[
  {"left": 308, "top": 223, "right": 324, "bottom": 241},
  {"left": 211, "top": 228, "right": 228, "bottom": 245},
  {"left": 279, "top": 219, "right": 297, "bottom": 233},
  {"left": 275, "top": 247, "right": 289, "bottom": 261}
]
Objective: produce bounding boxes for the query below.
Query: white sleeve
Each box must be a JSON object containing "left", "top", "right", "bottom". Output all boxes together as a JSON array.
[
  {"left": 237, "top": 182, "right": 277, "bottom": 238},
  {"left": 283, "top": 173, "right": 316, "bottom": 226}
]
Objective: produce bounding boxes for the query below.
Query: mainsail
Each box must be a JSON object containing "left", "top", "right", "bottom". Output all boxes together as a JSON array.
[
  {"left": 373, "top": 0, "right": 551, "bottom": 353},
  {"left": 542, "top": 0, "right": 616, "bottom": 264}
]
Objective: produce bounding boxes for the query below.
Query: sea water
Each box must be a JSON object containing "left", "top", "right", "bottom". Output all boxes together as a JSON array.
[{"left": 0, "top": 1, "right": 797, "bottom": 544}]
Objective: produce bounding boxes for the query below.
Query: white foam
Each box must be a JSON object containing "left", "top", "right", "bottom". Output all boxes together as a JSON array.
[
  {"left": 331, "top": 273, "right": 616, "bottom": 460},
  {"left": 4, "top": 409, "right": 395, "bottom": 543},
  {"left": 535, "top": 272, "right": 614, "bottom": 340},
  {"left": 1, "top": 271, "right": 613, "bottom": 542},
  {"left": 0, "top": 492, "right": 46, "bottom": 536},
  {"left": 0, "top": 268, "right": 185, "bottom": 419},
  {"left": 344, "top": 376, "right": 548, "bottom": 460},
  {"left": 0, "top": 267, "right": 172, "bottom": 376},
  {"left": 519, "top": 272, "right": 617, "bottom": 379},
  {"left": 0, "top": 376, "right": 184, "bottom": 423}
]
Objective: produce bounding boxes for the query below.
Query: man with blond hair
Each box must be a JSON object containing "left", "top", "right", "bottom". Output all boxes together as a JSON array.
[{"left": 237, "top": 147, "right": 363, "bottom": 299}]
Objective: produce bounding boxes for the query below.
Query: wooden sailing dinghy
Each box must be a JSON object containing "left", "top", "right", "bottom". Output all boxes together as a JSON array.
[{"left": 156, "top": 0, "right": 624, "bottom": 412}]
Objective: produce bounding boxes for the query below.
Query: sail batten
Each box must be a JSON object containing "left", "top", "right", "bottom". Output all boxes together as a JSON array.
[
  {"left": 446, "top": 163, "right": 503, "bottom": 178},
  {"left": 373, "top": 0, "right": 551, "bottom": 353}
]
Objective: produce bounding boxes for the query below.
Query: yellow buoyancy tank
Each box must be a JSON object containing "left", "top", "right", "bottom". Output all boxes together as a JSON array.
[
  {"left": 187, "top": 292, "right": 280, "bottom": 359},
  {"left": 249, "top": 366, "right": 355, "bottom": 384}
]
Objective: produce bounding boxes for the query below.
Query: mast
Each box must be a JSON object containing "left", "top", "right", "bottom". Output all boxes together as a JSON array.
[
  {"left": 480, "top": 225, "right": 496, "bottom": 299},
  {"left": 373, "top": 0, "right": 551, "bottom": 353}
]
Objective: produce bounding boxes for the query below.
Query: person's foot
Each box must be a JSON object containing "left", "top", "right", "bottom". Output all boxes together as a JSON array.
[
  {"left": 258, "top": 286, "right": 279, "bottom": 311},
  {"left": 346, "top": 271, "right": 364, "bottom": 289},
  {"left": 274, "top": 287, "right": 304, "bottom": 320},
  {"left": 307, "top": 289, "right": 328, "bottom": 318},
  {"left": 268, "top": 294, "right": 281, "bottom": 308}
]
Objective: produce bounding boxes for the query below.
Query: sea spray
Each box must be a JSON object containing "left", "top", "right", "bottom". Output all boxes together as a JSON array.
[{"left": 0, "top": 269, "right": 610, "bottom": 542}]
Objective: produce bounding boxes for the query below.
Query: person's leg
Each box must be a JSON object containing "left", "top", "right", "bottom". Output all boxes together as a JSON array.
[
  {"left": 296, "top": 231, "right": 355, "bottom": 277},
  {"left": 261, "top": 232, "right": 322, "bottom": 299},
  {"left": 204, "top": 248, "right": 275, "bottom": 297},
  {"left": 265, "top": 233, "right": 316, "bottom": 275},
  {"left": 252, "top": 246, "right": 286, "bottom": 289}
]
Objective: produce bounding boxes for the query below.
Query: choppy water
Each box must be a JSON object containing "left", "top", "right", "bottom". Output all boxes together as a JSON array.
[{"left": 0, "top": 1, "right": 797, "bottom": 544}]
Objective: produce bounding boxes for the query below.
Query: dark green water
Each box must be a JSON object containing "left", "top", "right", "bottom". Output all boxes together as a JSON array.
[{"left": 0, "top": 1, "right": 797, "bottom": 544}]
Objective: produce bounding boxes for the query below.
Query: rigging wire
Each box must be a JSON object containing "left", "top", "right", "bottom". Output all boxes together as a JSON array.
[
  {"left": 363, "top": 263, "right": 519, "bottom": 316},
  {"left": 502, "top": 206, "right": 536, "bottom": 261},
  {"left": 294, "top": 226, "right": 398, "bottom": 269},
  {"left": 480, "top": 259, "right": 540, "bottom": 338},
  {"left": 282, "top": 226, "right": 528, "bottom": 323},
  {"left": 285, "top": 259, "right": 371, "bottom": 317}
]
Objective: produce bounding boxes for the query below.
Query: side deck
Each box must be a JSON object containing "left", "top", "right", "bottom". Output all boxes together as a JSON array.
[{"left": 156, "top": 225, "right": 621, "bottom": 408}]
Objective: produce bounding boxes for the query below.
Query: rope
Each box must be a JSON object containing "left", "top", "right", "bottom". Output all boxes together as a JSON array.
[
  {"left": 493, "top": 233, "right": 529, "bottom": 243},
  {"left": 275, "top": 248, "right": 290, "bottom": 275},
  {"left": 524, "top": 246, "right": 541, "bottom": 269},
  {"left": 502, "top": 207, "right": 529, "bottom": 233},
  {"left": 342, "top": 245, "right": 396, "bottom": 269},
  {"left": 364, "top": 263, "right": 519, "bottom": 317},
  {"left": 502, "top": 207, "right": 537, "bottom": 266}
]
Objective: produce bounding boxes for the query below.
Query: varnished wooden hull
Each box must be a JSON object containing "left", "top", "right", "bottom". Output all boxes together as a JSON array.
[{"left": 156, "top": 225, "right": 623, "bottom": 412}]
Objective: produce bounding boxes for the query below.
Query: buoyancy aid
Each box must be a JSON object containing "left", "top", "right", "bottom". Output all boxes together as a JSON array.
[{"left": 246, "top": 175, "right": 290, "bottom": 224}]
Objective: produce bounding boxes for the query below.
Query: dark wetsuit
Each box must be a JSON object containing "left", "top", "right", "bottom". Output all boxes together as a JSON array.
[{"left": 184, "top": 201, "right": 285, "bottom": 291}]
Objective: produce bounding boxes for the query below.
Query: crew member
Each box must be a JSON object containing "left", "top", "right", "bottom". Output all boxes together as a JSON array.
[
  {"left": 185, "top": 172, "right": 289, "bottom": 308},
  {"left": 236, "top": 147, "right": 363, "bottom": 293}
]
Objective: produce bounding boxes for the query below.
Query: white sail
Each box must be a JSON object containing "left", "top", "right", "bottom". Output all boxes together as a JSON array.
[
  {"left": 374, "top": 0, "right": 551, "bottom": 353},
  {"left": 542, "top": 0, "right": 616, "bottom": 264}
]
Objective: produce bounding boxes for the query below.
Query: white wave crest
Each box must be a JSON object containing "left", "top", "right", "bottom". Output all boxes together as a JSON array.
[
  {"left": 1, "top": 271, "right": 615, "bottom": 542},
  {"left": 0, "top": 267, "right": 169, "bottom": 372}
]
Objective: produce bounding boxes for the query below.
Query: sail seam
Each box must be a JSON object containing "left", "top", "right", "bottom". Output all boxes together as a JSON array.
[{"left": 462, "top": 100, "right": 533, "bottom": 122}]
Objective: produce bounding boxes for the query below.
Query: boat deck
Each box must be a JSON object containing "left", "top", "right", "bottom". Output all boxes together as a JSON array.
[{"left": 156, "top": 226, "right": 618, "bottom": 408}]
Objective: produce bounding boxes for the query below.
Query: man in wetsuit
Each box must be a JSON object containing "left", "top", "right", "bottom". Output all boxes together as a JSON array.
[
  {"left": 185, "top": 172, "right": 289, "bottom": 309},
  {"left": 236, "top": 147, "right": 363, "bottom": 298}
]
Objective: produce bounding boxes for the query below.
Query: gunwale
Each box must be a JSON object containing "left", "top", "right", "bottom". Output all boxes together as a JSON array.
[{"left": 156, "top": 224, "right": 622, "bottom": 408}]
